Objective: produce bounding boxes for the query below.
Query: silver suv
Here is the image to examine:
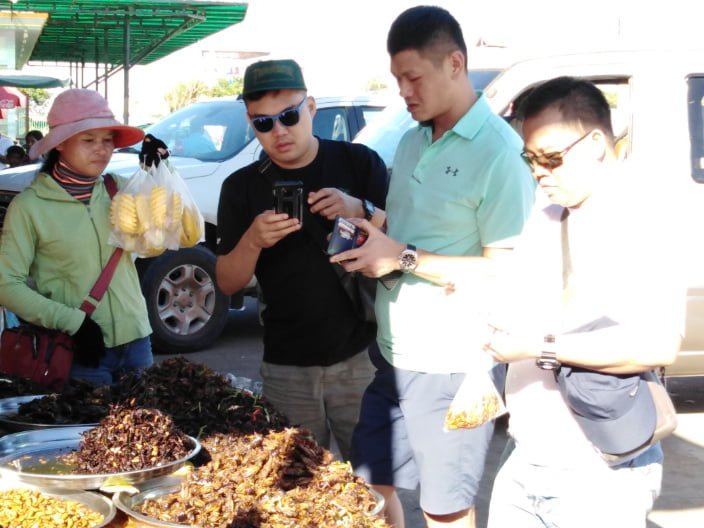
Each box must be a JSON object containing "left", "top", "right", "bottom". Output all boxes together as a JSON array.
[{"left": 0, "top": 95, "right": 387, "bottom": 353}]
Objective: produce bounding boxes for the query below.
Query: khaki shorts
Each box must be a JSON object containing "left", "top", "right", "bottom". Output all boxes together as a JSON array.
[{"left": 260, "top": 350, "right": 375, "bottom": 461}]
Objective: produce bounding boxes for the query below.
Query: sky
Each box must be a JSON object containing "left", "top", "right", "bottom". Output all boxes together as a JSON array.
[{"left": 19, "top": 0, "right": 703, "bottom": 124}]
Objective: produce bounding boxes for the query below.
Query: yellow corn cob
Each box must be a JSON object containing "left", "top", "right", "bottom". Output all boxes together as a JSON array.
[
  {"left": 121, "top": 234, "right": 139, "bottom": 252},
  {"left": 110, "top": 193, "right": 139, "bottom": 235},
  {"left": 150, "top": 185, "right": 168, "bottom": 229},
  {"left": 134, "top": 194, "right": 151, "bottom": 233},
  {"left": 168, "top": 191, "right": 183, "bottom": 230},
  {"left": 180, "top": 206, "right": 203, "bottom": 247}
]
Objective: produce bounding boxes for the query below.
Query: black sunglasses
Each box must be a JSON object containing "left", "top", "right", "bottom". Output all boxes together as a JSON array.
[
  {"left": 250, "top": 97, "right": 307, "bottom": 133},
  {"left": 521, "top": 131, "right": 591, "bottom": 170}
]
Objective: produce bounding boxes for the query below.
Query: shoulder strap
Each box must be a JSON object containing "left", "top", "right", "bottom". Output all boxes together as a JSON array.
[
  {"left": 103, "top": 173, "right": 119, "bottom": 199},
  {"left": 78, "top": 174, "right": 123, "bottom": 315}
]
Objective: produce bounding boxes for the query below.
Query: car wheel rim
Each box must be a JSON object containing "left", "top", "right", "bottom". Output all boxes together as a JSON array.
[{"left": 155, "top": 263, "right": 217, "bottom": 336}]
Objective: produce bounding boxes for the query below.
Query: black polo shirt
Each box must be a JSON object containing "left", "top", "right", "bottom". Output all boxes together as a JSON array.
[{"left": 216, "top": 139, "right": 388, "bottom": 366}]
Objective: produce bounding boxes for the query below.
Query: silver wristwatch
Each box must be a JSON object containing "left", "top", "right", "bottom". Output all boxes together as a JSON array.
[
  {"left": 536, "top": 334, "right": 561, "bottom": 370},
  {"left": 399, "top": 244, "right": 418, "bottom": 273}
]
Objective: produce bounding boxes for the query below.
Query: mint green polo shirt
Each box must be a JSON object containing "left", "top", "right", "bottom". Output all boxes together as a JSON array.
[{"left": 376, "top": 93, "right": 535, "bottom": 373}]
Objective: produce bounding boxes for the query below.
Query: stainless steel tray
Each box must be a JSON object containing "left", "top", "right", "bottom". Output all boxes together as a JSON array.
[
  {"left": 113, "top": 476, "right": 386, "bottom": 527},
  {"left": 0, "top": 424, "right": 95, "bottom": 457},
  {"left": 0, "top": 426, "right": 201, "bottom": 490},
  {"left": 0, "top": 394, "right": 98, "bottom": 431},
  {"left": 113, "top": 476, "right": 192, "bottom": 527},
  {"left": 0, "top": 479, "right": 116, "bottom": 527}
]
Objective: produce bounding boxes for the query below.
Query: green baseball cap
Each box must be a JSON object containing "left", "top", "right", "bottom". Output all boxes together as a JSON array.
[{"left": 242, "top": 59, "right": 307, "bottom": 97}]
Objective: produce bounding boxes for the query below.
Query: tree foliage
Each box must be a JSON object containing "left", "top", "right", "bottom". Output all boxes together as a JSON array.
[
  {"left": 164, "top": 77, "right": 243, "bottom": 112},
  {"left": 164, "top": 80, "right": 209, "bottom": 113},
  {"left": 206, "top": 77, "right": 242, "bottom": 98},
  {"left": 365, "top": 78, "right": 388, "bottom": 93},
  {"left": 19, "top": 88, "right": 51, "bottom": 107}
]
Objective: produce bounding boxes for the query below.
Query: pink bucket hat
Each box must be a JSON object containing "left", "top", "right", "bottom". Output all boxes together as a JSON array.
[{"left": 29, "top": 88, "right": 144, "bottom": 160}]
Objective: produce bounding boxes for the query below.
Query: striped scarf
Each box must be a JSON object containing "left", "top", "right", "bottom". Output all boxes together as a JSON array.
[{"left": 52, "top": 160, "right": 99, "bottom": 203}]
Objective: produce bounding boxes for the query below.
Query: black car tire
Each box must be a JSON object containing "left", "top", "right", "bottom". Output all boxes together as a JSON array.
[{"left": 140, "top": 245, "right": 229, "bottom": 354}]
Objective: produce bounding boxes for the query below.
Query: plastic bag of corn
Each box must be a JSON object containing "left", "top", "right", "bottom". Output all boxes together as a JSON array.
[{"left": 108, "top": 159, "right": 204, "bottom": 256}]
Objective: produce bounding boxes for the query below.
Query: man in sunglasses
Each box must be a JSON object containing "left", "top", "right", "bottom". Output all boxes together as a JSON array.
[
  {"left": 484, "top": 76, "right": 684, "bottom": 527},
  {"left": 330, "top": 6, "right": 535, "bottom": 528},
  {"left": 215, "top": 59, "right": 389, "bottom": 462}
]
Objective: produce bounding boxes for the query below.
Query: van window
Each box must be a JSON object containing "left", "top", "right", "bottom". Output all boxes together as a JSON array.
[
  {"left": 597, "top": 80, "right": 631, "bottom": 160},
  {"left": 506, "top": 78, "right": 632, "bottom": 160},
  {"left": 314, "top": 108, "right": 350, "bottom": 141},
  {"left": 688, "top": 76, "right": 704, "bottom": 183}
]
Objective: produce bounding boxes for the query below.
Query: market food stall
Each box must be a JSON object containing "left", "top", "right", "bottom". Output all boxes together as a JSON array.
[{"left": 0, "top": 358, "right": 387, "bottom": 527}]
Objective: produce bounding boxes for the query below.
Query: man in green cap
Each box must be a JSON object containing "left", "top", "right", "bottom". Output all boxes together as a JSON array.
[{"left": 215, "top": 59, "right": 389, "bottom": 461}]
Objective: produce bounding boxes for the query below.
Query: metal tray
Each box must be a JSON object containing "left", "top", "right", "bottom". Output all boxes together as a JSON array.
[
  {"left": 113, "top": 476, "right": 386, "bottom": 527},
  {"left": 113, "top": 476, "right": 192, "bottom": 527},
  {"left": 0, "top": 394, "right": 99, "bottom": 431},
  {"left": 0, "top": 424, "right": 95, "bottom": 457},
  {"left": 0, "top": 479, "right": 116, "bottom": 527},
  {"left": 0, "top": 426, "right": 201, "bottom": 490}
]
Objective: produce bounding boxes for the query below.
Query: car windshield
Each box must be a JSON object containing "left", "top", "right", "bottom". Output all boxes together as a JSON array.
[
  {"left": 355, "top": 69, "right": 502, "bottom": 168},
  {"left": 129, "top": 98, "right": 255, "bottom": 162}
]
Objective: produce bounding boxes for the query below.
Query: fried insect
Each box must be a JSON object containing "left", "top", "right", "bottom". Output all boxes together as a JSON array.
[
  {"left": 139, "top": 428, "right": 389, "bottom": 528},
  {"left": 12, "top": 357, "right": 289, "bottom": 437},
  {"left": 62, "top": 403, "right": 191, "bottom": 473}
]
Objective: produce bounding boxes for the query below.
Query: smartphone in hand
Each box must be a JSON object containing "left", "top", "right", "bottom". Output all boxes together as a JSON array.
[
  {"left": 327, "top": 215, "right": 368, "bottom": 255},
  {"left": 273, "top": 180, "right": 304, "bottom": 224}
]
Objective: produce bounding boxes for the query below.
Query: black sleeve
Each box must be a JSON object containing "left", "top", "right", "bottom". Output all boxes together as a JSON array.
[
  {"left": 345, "top": 142, "right": 389, "bottom": 209},
  {"left": 216, "top": 171, "right": 251, "bottom": 256}
]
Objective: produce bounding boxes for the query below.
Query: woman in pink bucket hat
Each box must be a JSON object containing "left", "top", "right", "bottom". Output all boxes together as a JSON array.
[{"left": 0, "top": 88, "right": 158, "bottom": 386}]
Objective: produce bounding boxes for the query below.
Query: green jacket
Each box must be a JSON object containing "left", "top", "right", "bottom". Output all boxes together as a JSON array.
[{"left": 0, "top": 172, "right": 151, "bottom": 347}]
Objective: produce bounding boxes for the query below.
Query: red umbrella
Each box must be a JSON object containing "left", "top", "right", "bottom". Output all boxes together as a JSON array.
[
  {"left": 0, "top": 86, "right": 24, "bottom": 109},
  {"left": 0, "top": 86, "right": 25, "bottom": 119}
]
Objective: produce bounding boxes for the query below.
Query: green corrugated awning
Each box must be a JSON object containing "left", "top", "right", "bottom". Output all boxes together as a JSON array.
[{"left": 3, "top": 1, "right": 248, "bottom": 66}]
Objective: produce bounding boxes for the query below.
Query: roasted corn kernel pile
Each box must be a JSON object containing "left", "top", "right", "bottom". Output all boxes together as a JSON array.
[{"left": 0, "top": 488, "right": 104, "bottom": 528}]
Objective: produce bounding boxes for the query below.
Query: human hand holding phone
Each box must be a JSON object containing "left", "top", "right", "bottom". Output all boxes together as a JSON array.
[
  {"left": 273, "top": 180, "right": 304, "bottom": 224},
  {"left": 246, "top": 210, "right": 301, "bottom": 249}
]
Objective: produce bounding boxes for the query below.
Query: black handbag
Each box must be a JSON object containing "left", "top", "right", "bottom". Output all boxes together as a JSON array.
[{"left": 331, "top": 261, "right": 377, "bottom": 323}]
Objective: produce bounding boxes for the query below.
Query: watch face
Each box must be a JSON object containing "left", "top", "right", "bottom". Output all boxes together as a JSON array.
[
  {"left": 535, "top": 358, "right": 561, "bottom": 370},
  {"left": 399, "top": 248, "right": 418, "bottom": 273}
]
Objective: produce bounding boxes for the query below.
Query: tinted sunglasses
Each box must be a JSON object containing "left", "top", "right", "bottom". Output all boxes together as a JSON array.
[
  {"left": 250, "top": 96, "right": 307, "bottom": 133},
  {"left": 521, "top": 131, "right": 591, "bottom": 170}
]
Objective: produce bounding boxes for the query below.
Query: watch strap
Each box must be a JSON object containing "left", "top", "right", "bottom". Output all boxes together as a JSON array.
[
  {"left": 363, "top": 199, "right": 375, "bottom": 221},
  {"left": 536, "top": 334, "right": 561, "bottom": 370}
]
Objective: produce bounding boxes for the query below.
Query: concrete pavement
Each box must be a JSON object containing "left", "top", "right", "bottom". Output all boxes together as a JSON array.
[{"left": 159, "top": 301, "right": 704, "bottom": 528}]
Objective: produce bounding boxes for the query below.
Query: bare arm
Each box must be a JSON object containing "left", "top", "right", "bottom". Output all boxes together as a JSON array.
[
  {"left": 330, "top": 219, "right": 509, "bottom": 289},
  {"left": 215, "top": 211, "right": 300, "bottom": 295},
  {"left": 485, "top": 322, "right": 681, "bottom": 375}
]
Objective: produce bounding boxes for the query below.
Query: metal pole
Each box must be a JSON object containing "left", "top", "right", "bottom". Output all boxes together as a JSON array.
[
  {"left": 123, "top": 13, "right": 130, "bottom": 125},
  {"left": 104, "top": 31, "right": 109, "bottom": 99},
  {"left": 95, "top": 37, "right": 99, "bottom": 91}
]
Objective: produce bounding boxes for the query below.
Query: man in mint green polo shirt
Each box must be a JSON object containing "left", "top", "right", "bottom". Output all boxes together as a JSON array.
[{"left": 330, "top": 6, "right": 535, "bottom": 528}]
